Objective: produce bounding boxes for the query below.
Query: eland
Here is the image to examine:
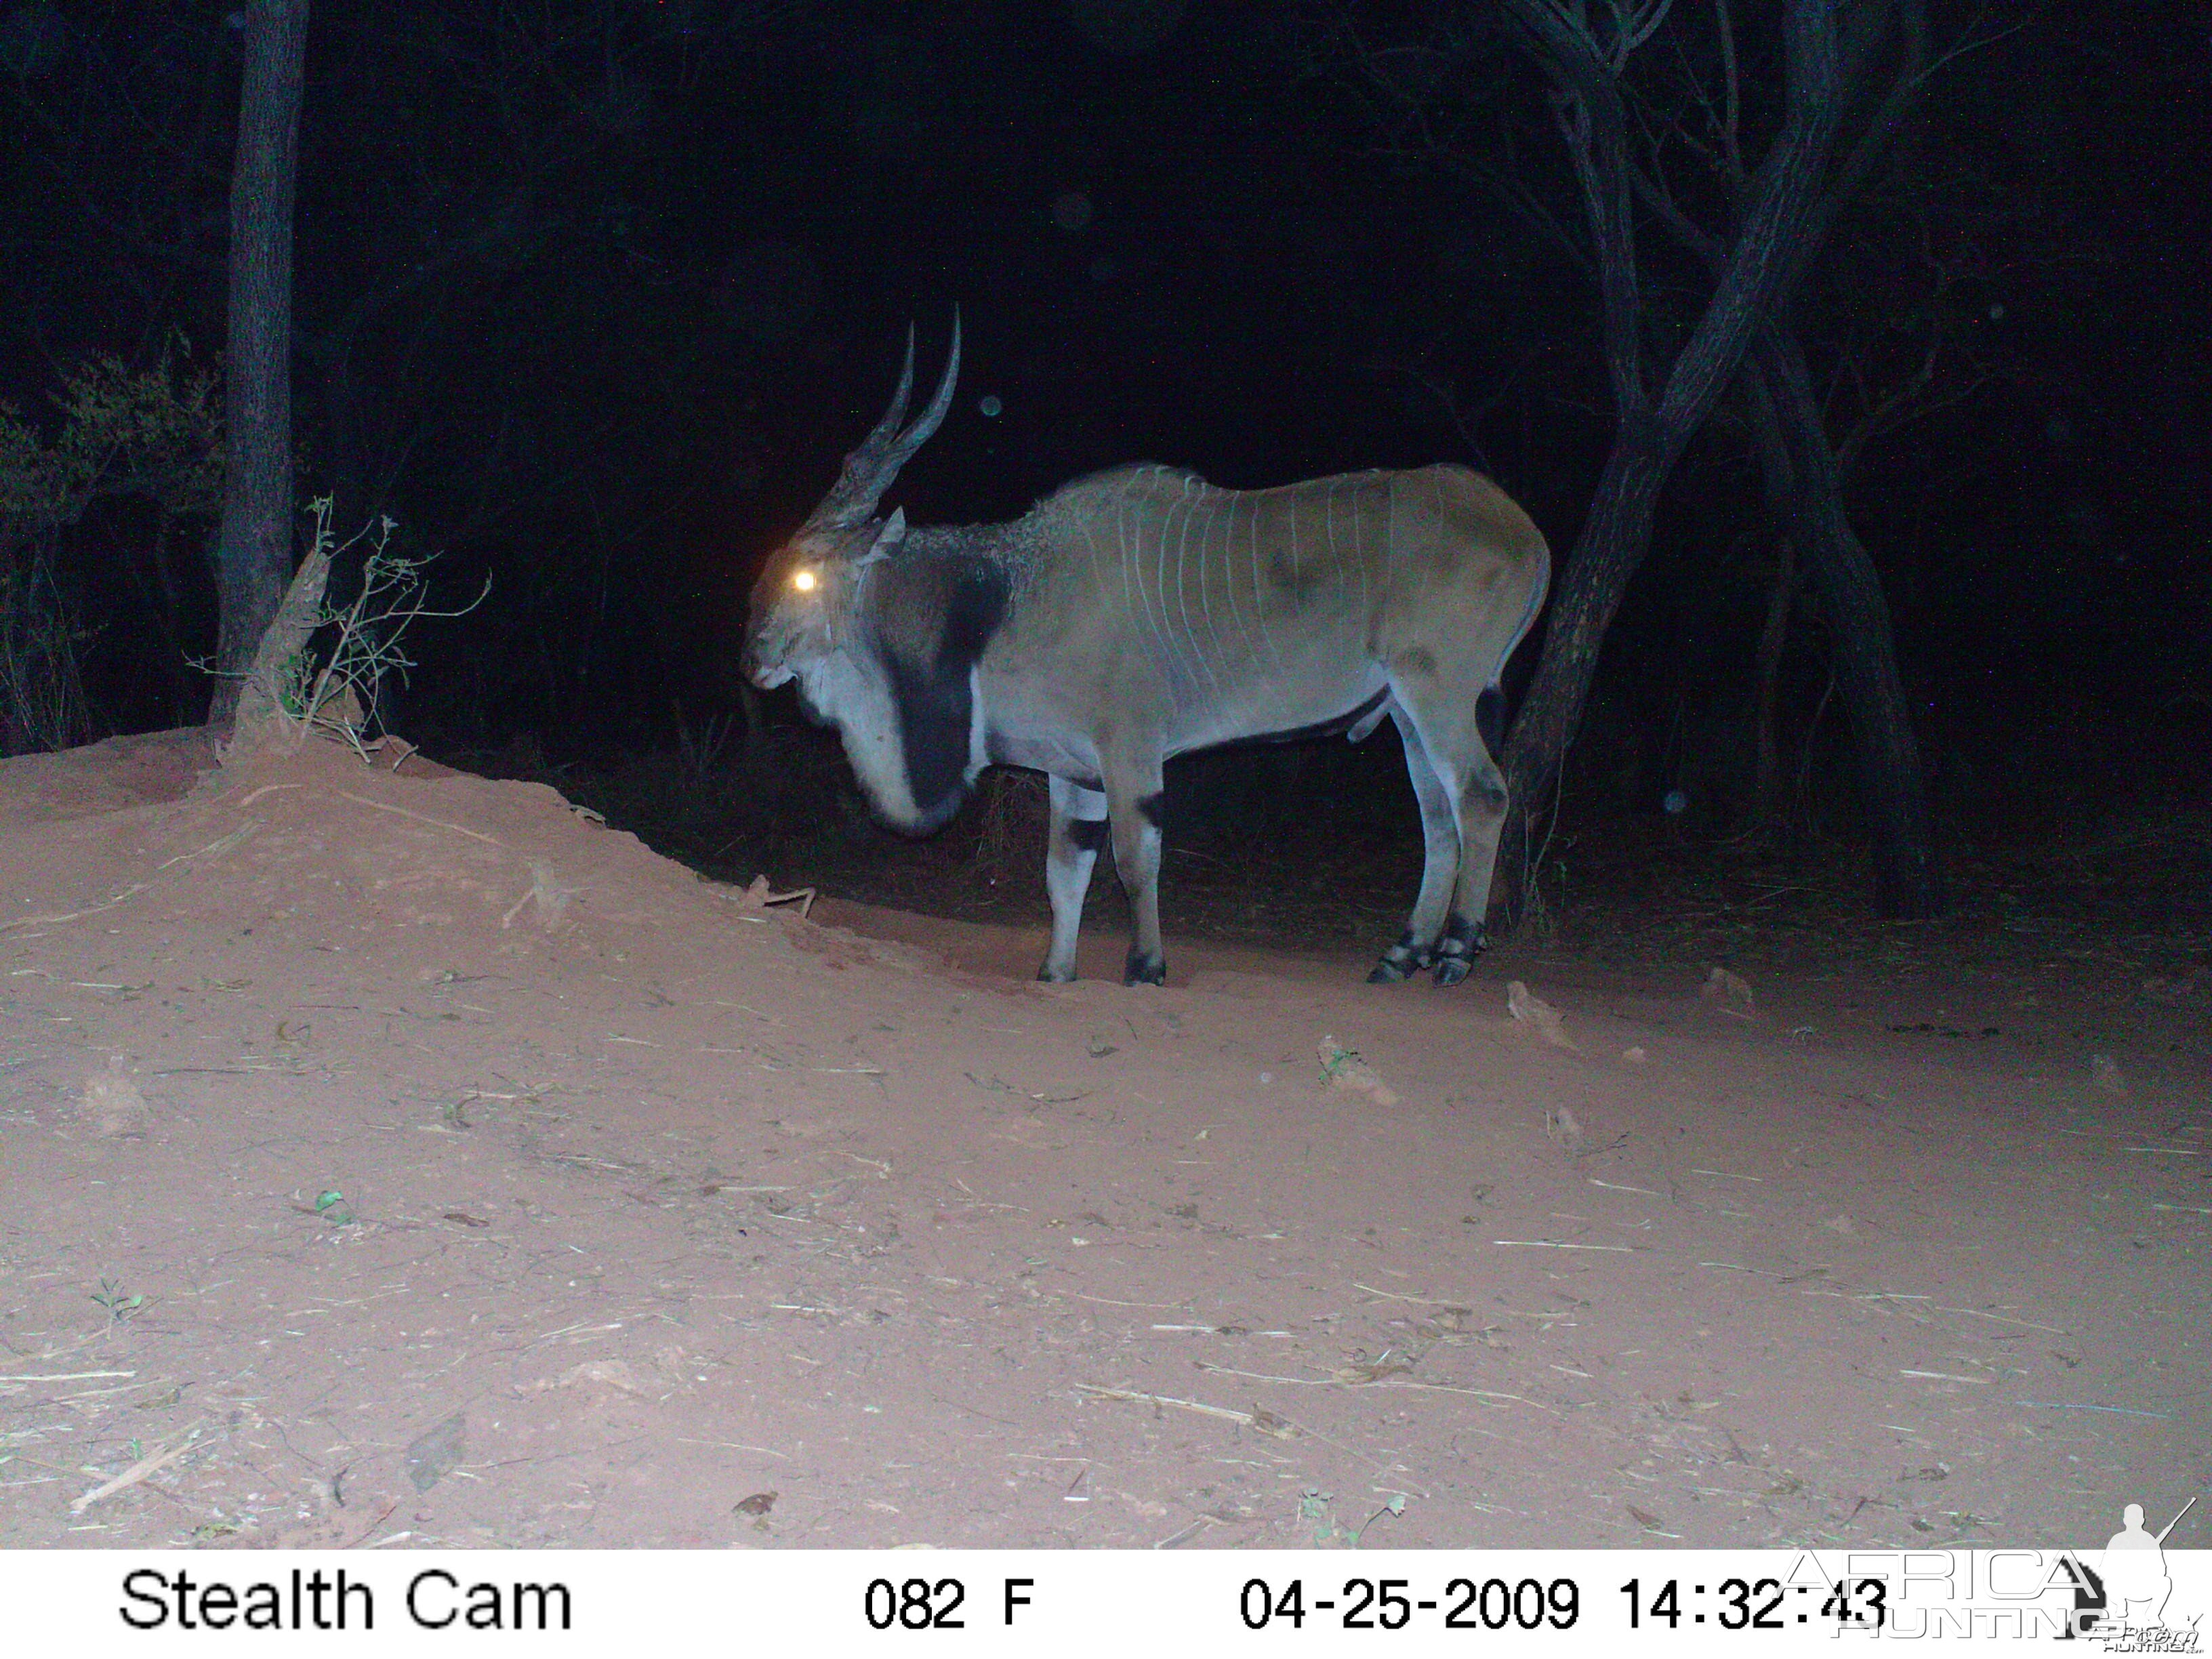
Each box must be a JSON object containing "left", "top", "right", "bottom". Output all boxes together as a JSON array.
[{"left": 742, "top": 322, "right": 1551, "bottom": 986}]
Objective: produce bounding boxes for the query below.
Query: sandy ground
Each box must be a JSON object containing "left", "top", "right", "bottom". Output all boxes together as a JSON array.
[{"left": 0, "top": 730, "right": 2205, "bottom": 1551}]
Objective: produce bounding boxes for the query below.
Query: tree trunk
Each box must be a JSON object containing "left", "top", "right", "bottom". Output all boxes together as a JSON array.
[
  {"left": 1749, "top": 326, "right": 1945, "bottom": 916},
  {"left": 1493, "top": 424, "right": 1668, "bottom": 911},
  {"left": 209, "top": 0, "right": 309, "bottom": 723},
  {"left": 1743, "top": 363, "right": 1803, "bottom": 837},
  {"left": 1489, "top": 0, "right": 1843, "bottom": 929},
  {"left": 1750, "top": 531, "right": 1797, "bottom": 831}
]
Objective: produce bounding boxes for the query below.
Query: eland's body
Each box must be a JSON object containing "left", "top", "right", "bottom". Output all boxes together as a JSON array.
[{"left": 743, "top": 325, "right": 1551, "bottom": 986}]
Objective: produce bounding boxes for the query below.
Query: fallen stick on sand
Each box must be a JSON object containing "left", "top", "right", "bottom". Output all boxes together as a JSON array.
[{"left": 70, "top": 1424, "right": 205, "bottom": 1515}]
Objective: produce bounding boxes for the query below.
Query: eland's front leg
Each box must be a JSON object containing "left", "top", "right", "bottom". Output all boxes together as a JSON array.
[{"left": 1038, "top": 775, "right": 1109, "bottom": 982}]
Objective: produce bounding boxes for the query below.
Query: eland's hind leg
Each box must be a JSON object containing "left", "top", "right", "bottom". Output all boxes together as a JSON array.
[
  {"left": 1437, "top": 708, "right": 1511, "bottom": 985},
  {"left": 1369, "top": 704, "right": 1462, "bottom": 984},
  {"left": 1039, "top": 775, "right": 1109, "bottom": 982},
  {"left": 1392, "top": 684, "right": 1511, "bottom": 987}
]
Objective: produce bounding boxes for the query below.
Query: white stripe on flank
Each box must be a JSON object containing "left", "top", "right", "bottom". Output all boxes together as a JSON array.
[
  {"left": 1186, "top": 495, "right": 1208, "bottom": 676},
  {"left": 1351, "top": 480, "right": 1368, "bottom": 622},
  {"left": 1140, "top": 485, "right": 1166, "bottom": 658},
  {"left": 1223, "top": 490, "right": 1269, "bottom": 672},
  {"left": 1114, "top": 491, "right": 1136, "bottom": 653},
  {"left": 1173, "top": 479, "right": 1214, "bottom": 689},
  {"left": 1157, "top": 479, "right": 1178, "bottom": 674},
  {"left": 1325, "top": 477, "right": 1345, "bottom": 602},
  {"left": 1174, "top": 485, "right": 1200, "bottom": 678},
  {"left": 1382, "top": 475, "right": 1396, "bottom": 618},
  {"left": 1193, "top": 497, "right": 1228, "bottom": 686},
  {"left": 1121, "top": 489, "right": 1166, "bottom": 663},
  {"left": 1216, "top": 493, "right": 1242, "bottom": 663},
  {"left": 1156, "top": 481, "right": 1183, "bottom": 665}
]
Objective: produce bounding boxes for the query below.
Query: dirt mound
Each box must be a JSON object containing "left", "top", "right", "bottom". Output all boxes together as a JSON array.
[
  {"left": 0, "top": 733, "right": 2205, "bottom": 1551},
  {"left": 0, "top": 728, "right": 217, "bottom": 831}
]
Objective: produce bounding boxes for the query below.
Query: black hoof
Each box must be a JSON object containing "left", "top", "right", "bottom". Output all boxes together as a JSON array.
[
  {"left": 1038, "top": 964, "right": 1075, "bottom": 983},
  {"left": 1369, "top": 930, "right": 1432, "bottom": 985},
  {"left": 1429, "top": 912, "right": 1485, "bottom": 987},
  {"left": 1124, "top": 949, "right": 1166, "bottom": 987}
]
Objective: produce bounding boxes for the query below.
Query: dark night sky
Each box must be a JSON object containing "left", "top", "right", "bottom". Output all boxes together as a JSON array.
[{"left": 1, "top": 0, "right": 2207, "bottom": 827}]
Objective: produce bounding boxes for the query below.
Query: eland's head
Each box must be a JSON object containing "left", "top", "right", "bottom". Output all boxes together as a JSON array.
[
  {"left": 743, "top": 317, "right": 962, "bottom": 695},
  {"left": 743, "top": 319, "right": 994, "bottom": 836}
]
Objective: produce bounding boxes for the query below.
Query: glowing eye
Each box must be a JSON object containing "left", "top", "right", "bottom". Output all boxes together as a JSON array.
[{"left": 791, "top": 569, "right": 818, "bottom": 593}]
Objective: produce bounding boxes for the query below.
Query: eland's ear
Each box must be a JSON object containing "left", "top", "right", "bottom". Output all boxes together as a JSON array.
[{"left": 858, "top": 507, "right": 907, "bottom": 565}]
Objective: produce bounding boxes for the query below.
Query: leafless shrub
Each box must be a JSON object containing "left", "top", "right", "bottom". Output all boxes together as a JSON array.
[{"left": 225, "top": 496, "right": 489, "bottom": 758}]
